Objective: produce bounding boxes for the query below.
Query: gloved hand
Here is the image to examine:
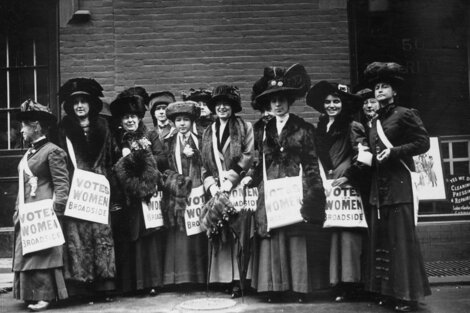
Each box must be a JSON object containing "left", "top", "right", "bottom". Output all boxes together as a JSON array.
[
  {"left": 240, "top": 176, "right": 253, "bottom": 187},
  {"left": 209, "top": 184, "right": 220, "bottom": 197},
  {"left": 221, "top": 180, "right": 233, "bottom": 193}
]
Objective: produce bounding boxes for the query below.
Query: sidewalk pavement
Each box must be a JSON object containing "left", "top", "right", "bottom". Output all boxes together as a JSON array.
[{"left": 1, "top": 257, "right": 470, "bottom": 313}]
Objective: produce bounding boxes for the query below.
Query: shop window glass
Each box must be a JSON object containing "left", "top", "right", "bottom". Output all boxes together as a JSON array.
[{"left": 452, "top": 141, "right": 469, "bottom": 159}]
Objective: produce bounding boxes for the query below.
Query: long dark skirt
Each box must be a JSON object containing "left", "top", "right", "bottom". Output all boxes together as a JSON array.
[
  {"left": 251, "top": 226, "right": 310, "bottom": 293},
  {"left": 14, "top": 268, "right": 68, "bottom": 301},
  {"left": 329, "top": 229, "right": 365, "bottom": 285},
  {"left": 115, "top": 231, "right": 165, "bottom": 293},
  {"left": 366, "top": 203, "right": 431, "bottom": 301},
  {"left": 163, "top": 229, "right": 207, "bottom": 285},
  {"left": 63, "top": 218, "right": 116, "bottom": 296}
]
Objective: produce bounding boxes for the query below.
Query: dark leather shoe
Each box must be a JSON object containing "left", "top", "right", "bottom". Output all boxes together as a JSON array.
[{"left": 231, "top": 286, "right": 241, "bottom": 299}]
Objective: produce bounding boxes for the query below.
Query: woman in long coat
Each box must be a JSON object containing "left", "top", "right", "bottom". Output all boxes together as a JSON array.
[
  {"left": 363, "top": 62, "right": 431, "bottom": 312},
  {"left": 110, "top": 87, "right": 166, "bottom": 295},
  {"left": 162, "top": 101, "right": 208, "bottom": 286},
  {"left": 248, "top": 64, "right": 326, "bottom": 302},
  {"left": 307, "top": 81, "right": 370, "bottom": 301},
  {"left": 57, "top": 78, "right": 116, "bottom": 298},
  {"left": 200, "top": 85, "right": 254, "bottom": 297},
  {"left": 13, "top": 100, "right": 69, "bottom": 311}
]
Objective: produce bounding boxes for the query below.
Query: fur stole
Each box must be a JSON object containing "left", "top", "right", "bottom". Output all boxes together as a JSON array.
[
  {"left": 162, "top": 169, "right": 193, "bottom": 231},
  {"left": 114, "top": 149, "right": 161, "bottom": 202},
  {"left": 201, "top": 116, "right": 247, "bottom": 178},
  {"left": 59, "top": 115, "right": 110, "bottom": 172}
]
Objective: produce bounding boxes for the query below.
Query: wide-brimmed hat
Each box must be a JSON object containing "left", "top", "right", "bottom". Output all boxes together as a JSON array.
[
  {"left": 58, "top": 78, "right": 104, "bottom": 117},
  {"left": 110, "top": 87, "right": 149, "bottom": 119},
  {"left": 251, "top": 63, "right": 311, "bottom": 111},
  {"left": 166, "top": 101, "right": 200, "bottom": 122},
  {"left": 208, "top": 85, "right": 242, "bottom": 114},
  {"left": 16, "top": 99, "right": 57, "bottom": 124},
  {"left": 363, "top": 62, "right": 406, "bottom": 88},
  {"left": 181, "top": 88, "right": 212, "bottom": 103},
  {"left": 149, "top": 91, "right": 175, "bottom": 116},
  {"left": 306, "top": 81, "right": 362, "bottom": 114}
]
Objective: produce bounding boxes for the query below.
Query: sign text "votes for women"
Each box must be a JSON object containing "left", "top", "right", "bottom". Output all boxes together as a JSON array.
[
  {"left": 325, "top": 186, "right": 364, "bottom": 221},
  {"left": 65, "top": 169, "right": 110, "bottom": 224}
]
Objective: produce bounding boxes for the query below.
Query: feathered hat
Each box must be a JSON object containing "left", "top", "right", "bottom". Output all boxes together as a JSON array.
[
  {"left": 58, "top": 78, "right": 104, "bottom": 117},
  {"left": 181, "top": 88, "right": 212, "bottom": 104},
  {"left": 363, "top": 62, "right": 406, "bottom": 88},
  {"left": 110, "top": 87, "right": 149, "bottom": 119},
  {"left": 306, "top": 81, "right": 362, "bottom": 114},
  {"left": 207, "top": 85, "right": 242, "bottom": 114},
  {"left": 16, "top": 99, "right": 57, "bottom": 124},
  {"left": 251, "top": 63, "right": 311, "bottom": 111},
  {"left": 165, "top": 101, "right": 200, "bottom": 122}
]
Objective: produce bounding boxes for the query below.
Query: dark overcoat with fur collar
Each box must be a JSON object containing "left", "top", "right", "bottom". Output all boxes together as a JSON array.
[
  {"left": 112, "top": 123, "right": 164, "bottom": 241},
  {"left": 57, "top": 115, "right": 116, "bottom": 284},
  {"left": 251, "top": 114, "right": 326, "bottom": 237}
]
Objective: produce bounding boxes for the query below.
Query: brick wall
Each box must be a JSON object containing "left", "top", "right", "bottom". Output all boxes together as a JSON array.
[
  {"left": 60, "top": 0, "right": 352, "bottom": 126},
  {"left": 417, "top": 222, "right": 470, "bottom": 261}
]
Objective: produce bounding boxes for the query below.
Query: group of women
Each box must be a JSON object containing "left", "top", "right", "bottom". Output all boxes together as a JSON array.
[{"left": 12, "top": 61, "right": 430, "bottom": 312}]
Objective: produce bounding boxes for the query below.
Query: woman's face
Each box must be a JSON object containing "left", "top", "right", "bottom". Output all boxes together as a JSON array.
[
  {"left": 363, "top": 98, "right": 380, "bottom": 119},
  {"left": 174, "top": 115, "right": 192, "bottom": 135},
  {"left": 324, "top": 94, "right": 342, "bottom": 118},
  {"left": 374, "top": 83, "right": 396, "bottom": 104},
  {"left": 20, "top": 121, "right": 39, "bottom": 142},
  {"left": 197, "top": 101, "right": 211, "bottom": 117},
  {"left": 154, "top": 105, "right": 168, "bottom": 123},
  {"left": 121, "top": 114, "right": 140, "bottom": 131},
  {"left": 270, "top": 95, "right": 290, "bottom": 117},
  {"left": 215, "top": 101, "right": 233, "bottom": 121},
  {"left": 72, "top": 95, "right": 90, "bottom": 118}
]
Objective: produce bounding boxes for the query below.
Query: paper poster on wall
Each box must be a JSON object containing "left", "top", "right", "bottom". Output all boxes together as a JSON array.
[
  {"left": 448, "top": 175, "right": 470, "bottom": 214},
  {"left": 413, "top": 137, "right": 446, "bottom": 200}
]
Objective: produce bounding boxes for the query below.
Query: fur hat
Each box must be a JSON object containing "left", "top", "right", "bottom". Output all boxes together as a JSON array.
[
  {"left": 181, "top": 88, "right": 212, "bottom": 103},
  {"left": 166, "top": 101, "right": 200, "bottom": 122},
  {"left": 363, "top": 62, "right": 406, "bottom": 88},
  {"left": 59, "top": 78, "right": 104, "bottom": 117},
  {"left": 16, "top": 99, "right": 57, "bottom": 124},
  {"left": 110, "top": 87, "right": 149, "bottom": 119},
  {"left": 252, "top": 64, "right": 311, "bottom": 111},
  {"left": 149, "top": 91, "right": 175, "bottom": 112},
  {"left": 207, "top": 85, "right": 242, "bottom": 114},
  {"left": 306, "top": 81, "right": 362, "bottom": 114}
]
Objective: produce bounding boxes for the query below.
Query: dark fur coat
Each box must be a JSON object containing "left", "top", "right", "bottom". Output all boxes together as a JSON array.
[
  {"left": 57, "top": 115, "right": 116, "bottom": 285},
  {"left": 251, "top": 114, "right": 326, "bottom": 237},
  {"left": 112, "top": 122, "right": 164, "bottom": 241}
]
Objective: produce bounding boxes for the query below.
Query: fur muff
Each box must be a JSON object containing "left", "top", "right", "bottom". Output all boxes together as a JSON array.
[
  {"left": 114, "top": 149, "right": 161, "bottom": 201},
  {"left": 162, "top": 169, "right": 193, "bottom": 231}
]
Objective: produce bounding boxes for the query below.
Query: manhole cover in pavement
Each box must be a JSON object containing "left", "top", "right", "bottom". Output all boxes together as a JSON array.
[{"left": 178, "top": 298, "right": 237, "bottom": 311}]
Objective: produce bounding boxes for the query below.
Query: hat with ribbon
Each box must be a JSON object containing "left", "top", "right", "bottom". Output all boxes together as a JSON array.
[
  {"left": 306, "top": 81, "right": 362, "bottom": 114},
  {"left": 251, "top": 63, "right": 311, "bottom": 111},
  {"left": 207, "top": 85, "right": 242, "bottom": 114},
  {"left": 110, "top": 87, "right": 149, "bottom": 119},
  {"left": 58, "top": 78, "right": 104, "bottom": 117},
  {"left": 16, "top": 99, "right": 57, "bottom": 124},
  {"left": 166, "top": 101, "right": 200, "bottom": 122}
]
